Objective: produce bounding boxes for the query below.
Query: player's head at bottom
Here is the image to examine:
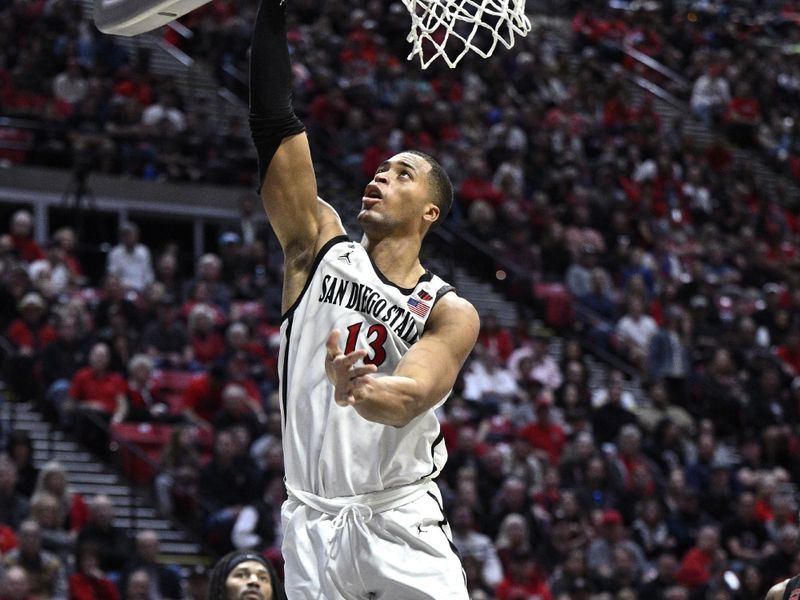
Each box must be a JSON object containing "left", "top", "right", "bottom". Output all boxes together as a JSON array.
[{"left": 208, "top": 550, "right": 286, "bottom": 600}]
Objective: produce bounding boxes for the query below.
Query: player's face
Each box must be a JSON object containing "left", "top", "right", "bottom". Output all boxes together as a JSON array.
[
  {"left": 225, "top": 561, "right": 273, "bottom": 600},
  {"left": 358, "top": 152, "right": 437, "bottom": 235}
]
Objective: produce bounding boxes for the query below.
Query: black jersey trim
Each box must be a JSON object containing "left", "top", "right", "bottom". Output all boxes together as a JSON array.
[
  {"left": 434, "top": 285, "right": 455, "bottom": 305},
  {"left": 425, "top": 431, "right": 445, "bottom": 478},
  {"left": 281, "top": 315, "right": 293, "bottom": 425},
  {"left": 421, "top": 285, "right": 456, "bottom": 335},
  {"left": 280, "top": 235, "right": 350, "bottom": 322},
  {"left": 365, "top": 253, "right": 433, "bottom": 295},
  {"left": 426, "top": 491, "right": 461, "bottom": 560}
]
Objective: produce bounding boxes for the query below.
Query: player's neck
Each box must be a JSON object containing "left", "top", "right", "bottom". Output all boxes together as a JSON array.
[{"left": 361, "top": 234, "right": 425, "bottom": 288}]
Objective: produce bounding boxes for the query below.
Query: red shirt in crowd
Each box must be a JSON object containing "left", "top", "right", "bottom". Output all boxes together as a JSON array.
[
  {"left": 68, "top": 573, "right": 121, "bottom": 600},
  {"left": 191, "top": 332, "right": 225, "bottom": 365},
  {"left": 726, "top": 97, "right": 761, "bottom": 123},
  {"left": 572, "top": 12, "right": 626, "bottom": 42},
  {"left": 754, "top": 497, "right": 774, "bottom": 523},
  {"left": 7, "top": 319, "right": 57, "bottom": 351},
  {"left": 69, "top": 368, "right": 127, "bottom": 414},
  {"left": 181, "top": 373, "right": 223, "bottom": 422},
  {"left": 676, "top": 547, "right": 714, "bottom": 588},
  {"left": 495, "top": 577, "right": 552, "bottom": 600},
  {"left": 182, "top": 373, "right": 260, "bottom": 422},
  {"left": 477, "top": 328, "right": 515, "bottom": 363},
  {"left": 69, "top": 494, "right": 90, "bottom": 531},
  {"left": 111, "top": 79, "right": 154, "bottom": 107},
  {"left": 460, "top": 178, "right": 504, "bottom": 208},
  {"left": 10, "top": 233, "right": 44, "bottom": 263},
  {"left": 0, "top": 525, "right": 16, "bottom": 554},
  {"left": 340, "top": 30, "right": 379, "bottom": 65},
  {"left": 518, "top": 421, "right": 566, "bottom": 465},
  {"left": 183, "top": 373, "right": 260, "bottom": 422},
  {"left": 777, "top": 344, "right": 800, "bottom": 375}
]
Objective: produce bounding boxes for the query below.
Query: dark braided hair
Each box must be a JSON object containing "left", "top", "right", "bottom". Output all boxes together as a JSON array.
[{"left": 207, "top": 550, "right": 286, "bottom": 600}]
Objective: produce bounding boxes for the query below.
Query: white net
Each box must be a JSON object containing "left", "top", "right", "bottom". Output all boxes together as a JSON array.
[{"left": 401, "top": 0, "right": 531, "bottom": 69}]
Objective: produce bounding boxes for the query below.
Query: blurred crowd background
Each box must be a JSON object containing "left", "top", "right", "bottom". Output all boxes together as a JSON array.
[{"left": 2, "top": 0, "right": 800, "bottom": 599}]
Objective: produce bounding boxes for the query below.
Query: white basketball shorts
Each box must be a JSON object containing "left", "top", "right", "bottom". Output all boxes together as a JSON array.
[{"left": 281, "top": 481, "right": 468, "bottom": 599}]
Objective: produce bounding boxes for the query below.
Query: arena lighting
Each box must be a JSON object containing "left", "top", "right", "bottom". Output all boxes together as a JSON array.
[{"left": 94, "top": 0, "right": 212, "bottom": 36}]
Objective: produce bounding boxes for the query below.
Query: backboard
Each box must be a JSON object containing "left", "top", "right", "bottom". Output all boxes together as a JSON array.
[{"left": 93, "top": 0, "right": 212, "bottom": 36}]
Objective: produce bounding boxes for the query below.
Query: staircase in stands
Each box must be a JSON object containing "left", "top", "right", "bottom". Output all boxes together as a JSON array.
[{"left": 0, "top": 396, "right": 209, "bottom": 568}]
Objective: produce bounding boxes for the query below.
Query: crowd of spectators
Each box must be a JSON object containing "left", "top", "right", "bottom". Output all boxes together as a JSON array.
[
  {"left": 572, "top": 0, "right": 800, "bottom": 178},
  {"left": 0, "top": 0, "right": 254, "bottom": 184},
  {"left": 0, "top": 201, "right": 286, "bottom": 598},
  {"left": 2, "top": 0, "right": 800, "bottom": 600},
  {"left": 0, "top": 445, "right": 211, "bottom": 600}
]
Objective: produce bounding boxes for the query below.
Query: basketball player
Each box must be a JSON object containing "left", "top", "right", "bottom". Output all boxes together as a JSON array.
[
  {"left": 766, "top": 575, "right": 800, "bottom": 600},
  {"left": 248, "top": 0, "right": 479, "bottom": 598}
]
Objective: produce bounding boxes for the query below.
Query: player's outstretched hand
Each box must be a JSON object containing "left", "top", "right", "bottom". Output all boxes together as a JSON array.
[{"left": 325, "top": 330, "right": 378, "bottom": 406}]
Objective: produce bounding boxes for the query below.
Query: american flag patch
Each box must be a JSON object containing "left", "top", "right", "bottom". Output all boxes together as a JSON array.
[
  {"left": 407, "top": 297, "right": 430, "bottom": 317},
  {"left": 418, "top": 289, "right": 433, "bottom": 301}
]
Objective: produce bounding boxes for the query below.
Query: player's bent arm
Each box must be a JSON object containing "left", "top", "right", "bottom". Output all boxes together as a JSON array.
[
  {"left": 765, "top": 580, "right": 787, "bottom": 600},
  {"left": 351, "top": 294, "right": 480, "bottom": 427}
]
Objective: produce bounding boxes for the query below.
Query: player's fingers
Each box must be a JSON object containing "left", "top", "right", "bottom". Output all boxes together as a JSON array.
[
  {"left": 335, "top": 388, "right": 355, "bottom": 406},
  {"left": 348, "top": 365, "right": 377, "bottom": 379},
  {"left": 325, "top": 330, "right": 342, "bottom": 359},
  {"left": 333, "top": 383, "right": 350, "bottom": 406},
  {"left": 331, "top": 353, "right": 363, "bottom": 378},
  {"left": 348, "top": 376, "right": 371, "bottom": 403},
  {"left": 340, "top": 349, "right": 369, "bottom": 368}
]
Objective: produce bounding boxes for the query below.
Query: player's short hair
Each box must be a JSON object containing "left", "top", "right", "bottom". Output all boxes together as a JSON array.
[{"left": 407, "top": 150, "right": 453, "bottom": 230}]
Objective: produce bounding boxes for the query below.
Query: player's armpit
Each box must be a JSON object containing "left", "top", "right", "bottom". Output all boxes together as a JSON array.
[
  {"left": 352, "top": 294, "right": 479, "bottom": 427},
  {"left": 315, "top": 198, "right": 347, "bottom": 253}
]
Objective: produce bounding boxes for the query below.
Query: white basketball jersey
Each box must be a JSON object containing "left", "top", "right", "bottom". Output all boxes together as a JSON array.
[{"left": 279, "top": 236, "right": 454, "bottom": 498}]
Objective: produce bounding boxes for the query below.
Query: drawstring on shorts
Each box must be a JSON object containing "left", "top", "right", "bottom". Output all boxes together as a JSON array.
[{"left": 326, "top": 503, "right": 375, "bottom": 597}]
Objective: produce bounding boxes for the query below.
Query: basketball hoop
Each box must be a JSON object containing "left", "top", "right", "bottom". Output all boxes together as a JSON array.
[
  {"left": 93, "top": 0, "right": 212, "bottom": 36},
  {"left": 93, "top": 0, "right": 529, "bottom": 68},
  {"left": 401, "top": 0, "right": 532, "bottom": 69}
]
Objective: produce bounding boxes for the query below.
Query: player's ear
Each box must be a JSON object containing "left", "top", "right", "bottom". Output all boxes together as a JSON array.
[{"left": 422, "top": 202, "right": 440, "bottom": 227}]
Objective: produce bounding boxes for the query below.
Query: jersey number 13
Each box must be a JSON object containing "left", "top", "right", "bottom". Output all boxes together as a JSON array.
[{"left": 345, "top": 322, "right": 388, "bottom": 367}]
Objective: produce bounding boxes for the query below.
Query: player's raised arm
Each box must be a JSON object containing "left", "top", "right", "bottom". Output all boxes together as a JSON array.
[{"left": 248, "top": 0, "right": 341, "bottom": 257}]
